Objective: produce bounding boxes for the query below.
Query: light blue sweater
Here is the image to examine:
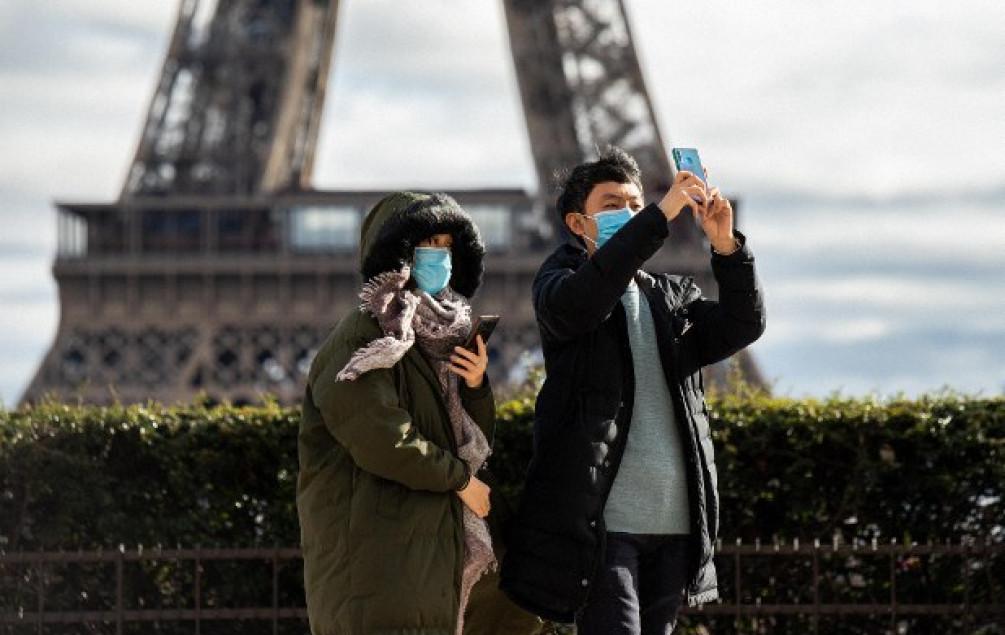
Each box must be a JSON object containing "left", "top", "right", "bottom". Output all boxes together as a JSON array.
[{"left": 603, "top": 279, "right": 691, "bottom": 535}]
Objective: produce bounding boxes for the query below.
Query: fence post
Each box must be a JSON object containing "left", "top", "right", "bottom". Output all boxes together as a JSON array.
[
  {"left": 116, "top": 546, "right": 124, "bottom": 635},
  {"left": 734, "top": 538, "right": 742, "bottom": 631},
  {"left": 194, "top": 546, "right": 202, "bottom": 635},
  {"left": 889, "top": 539, "right": 897, "bottom": 634},
  {"left": 962, "top": 537, "right": 971, "bottom": 631},
  {"left": 272, "top": 546, "right": 280, "bottom": 635},
  {"left": 812, "top": 538, "right": 820, "bottom": 635},
  {"left": 35, "top": 560, "right": 44, "bottom": 635}
]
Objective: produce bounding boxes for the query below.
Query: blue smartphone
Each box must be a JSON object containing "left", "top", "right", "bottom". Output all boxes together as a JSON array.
[
  {"left": 672, "top": 147, "right": 707, "bottom": 213},
  {"left": 671, "top": 147, "right": 706, "bottom": 183}
]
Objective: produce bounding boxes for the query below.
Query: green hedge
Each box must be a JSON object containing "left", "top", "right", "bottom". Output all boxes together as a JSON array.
[
  {"left": 1, "top": 392, "right": 1002, "bottom": 634},
  {"left": 493, "top": 390, "right": 1004, "bottom": 545}
]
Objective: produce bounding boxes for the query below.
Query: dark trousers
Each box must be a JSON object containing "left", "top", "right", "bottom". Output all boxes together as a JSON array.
[{"left": 576, "top": 532, "right": 691, "bottom": 635}]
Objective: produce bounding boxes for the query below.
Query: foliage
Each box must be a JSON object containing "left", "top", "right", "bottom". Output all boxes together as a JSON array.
[{"left": 1, "top": 391, "right": 1001, "bottom": 633}]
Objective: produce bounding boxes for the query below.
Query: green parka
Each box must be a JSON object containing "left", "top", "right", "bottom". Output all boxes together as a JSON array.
[{"left": 296, "top": 192, "right": 542, "bottom": 635}]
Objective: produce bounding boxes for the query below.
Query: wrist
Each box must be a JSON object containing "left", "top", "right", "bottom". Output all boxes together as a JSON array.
[
  {"left": 711, "top": 235, "right": 740, "bottom": 255},
  {"left": 657, "top": 197, "right": 678, "bottom": 220},
  {"left": 465, "top": 374, "right": 484, "bottom": 389},
  {"left": 455, "top": 465, "right": 472, "bottom": 492}
]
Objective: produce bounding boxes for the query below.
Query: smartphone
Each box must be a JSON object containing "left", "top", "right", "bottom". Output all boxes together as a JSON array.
[
  {"left": 672, "top": 147, "right": 706, "bottom": 184},
  {"left": 464, "top": 315, "right": 499, "bottom": 351},
  {"left": 672, "top": 147, "right": 708, "bottom": 218}
]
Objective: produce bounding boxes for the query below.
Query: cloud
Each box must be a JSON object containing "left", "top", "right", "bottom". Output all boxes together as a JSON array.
[
  {"left": 629, "top": 0, "right": 1005, "bottom": 197},
  {"left": 0, "top": 297, "right": 58, "bottom": 407},
  {"left": 0, "top": 3, "right": 170, "bottom": 205},
  {"left": 313, "top": 0, "right": 533, "bottom": 189},
  {"left": 769, "top": 317, "right": 893, "bottom": 345},
  {"left": 741, "top": 197, "right": 1005, "bottom": 265},
  {"left": 1, "top": 0, "right": 1004, "bottom": 402},
  {"left": 770, "top": 276, "right": 998, "bottom": 311},
  {"left": 760, "top": 322, "right": 1005, "bottom": 398}
]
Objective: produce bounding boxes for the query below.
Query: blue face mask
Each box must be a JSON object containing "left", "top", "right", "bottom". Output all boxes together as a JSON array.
[
  {"left": 580, "top": 207, "right": 636, "bottom": 248},
  {"left": 412, "top": 247, "right": 452, "bottom": 295}
]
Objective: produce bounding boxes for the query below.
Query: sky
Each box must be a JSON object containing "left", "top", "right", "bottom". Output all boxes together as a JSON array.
[{"left": 1, "top": 0, "right": 1003, "bottom": 405}]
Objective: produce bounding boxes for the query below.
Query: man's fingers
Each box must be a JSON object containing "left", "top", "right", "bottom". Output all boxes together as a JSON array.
[
  {"left": 684, "top": 184, "right": 707, "bottom": 204},
  {"left": 693, "top": 204, "right": 707, "bottom": 225},
  {"left": 476, "top": 334, "right": 487, "bottom": 358},
  {"left": 675, "top": 170, "right": 702, "bottom": 186}
]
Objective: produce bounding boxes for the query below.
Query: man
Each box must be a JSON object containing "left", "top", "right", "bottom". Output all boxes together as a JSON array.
[{"left": 499, "top": 148, "right": 766, "bottom": 634}]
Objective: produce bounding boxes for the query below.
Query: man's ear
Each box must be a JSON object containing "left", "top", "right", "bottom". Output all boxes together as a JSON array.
[{"left": 564, "top": 211, "right": 582, "bottom": 234}]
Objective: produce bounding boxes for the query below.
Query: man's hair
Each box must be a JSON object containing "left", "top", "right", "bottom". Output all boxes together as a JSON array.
[{"left": 555, "top": 146, "right": 643, "bottom": 223}]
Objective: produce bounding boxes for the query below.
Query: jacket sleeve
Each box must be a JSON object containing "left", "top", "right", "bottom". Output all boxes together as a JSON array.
[
  {"left": 686, "top": 230, "right": 767, "bottom": 367},
  {"left": 460, "top": 374, "right": 496, "bottom": 447},
  {"left": 533, "top": 203, "right": 669, "bottom": 341},
  {"left": 310, "top": 344, "right": 469, "bottom": 493}
]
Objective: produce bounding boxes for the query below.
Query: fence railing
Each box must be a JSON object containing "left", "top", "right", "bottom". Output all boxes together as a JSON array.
[
  {"left": 2, "top": 539, "right": 1002, "bottom": 633},
  {"left": 681, "top": 537, "right": 1003, "bottom": 633}
]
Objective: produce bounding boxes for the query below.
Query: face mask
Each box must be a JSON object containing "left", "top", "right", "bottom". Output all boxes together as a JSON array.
[
  {"left": 578, "top": 207, "right": 636, "bottom": 248},
  {"left": 412, "top": 246, "right": 452, "bottom": 295}
]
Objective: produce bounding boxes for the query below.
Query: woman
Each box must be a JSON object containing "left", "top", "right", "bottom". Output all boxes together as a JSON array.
[{"left": 296, "top": 192, "right": 541, "bottom": 635}]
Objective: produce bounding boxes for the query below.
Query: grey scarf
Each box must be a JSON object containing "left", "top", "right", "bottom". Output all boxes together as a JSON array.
[{"left": 335, "top": 265, "right": 495, "bottom": 634}]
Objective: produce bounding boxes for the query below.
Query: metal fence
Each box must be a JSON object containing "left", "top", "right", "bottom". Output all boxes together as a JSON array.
[{"left": 1, "top": 539, "right": 1002, "bottom": 633}]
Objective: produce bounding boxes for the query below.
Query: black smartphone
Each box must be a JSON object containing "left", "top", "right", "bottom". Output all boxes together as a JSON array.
[{"left": 464, "top": 315, "right": 499, "bottom": 351}]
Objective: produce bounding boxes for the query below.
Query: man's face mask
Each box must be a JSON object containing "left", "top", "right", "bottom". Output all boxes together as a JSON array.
[
  {"left": 412, "top": 246, "right": 452, "bottom": 295},
  {"left": 578, "top": 207, "right": 636, "bottom": 249}
]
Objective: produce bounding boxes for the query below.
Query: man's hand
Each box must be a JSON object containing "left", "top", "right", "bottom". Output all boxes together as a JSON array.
[
  {"left": 456, "top": 475, "right": 491, "bottom": 518},
  {"left": 450, "top": 335, "right": 488, "bottom": 389},
  {"left": 696, "top": 186, "right": 737, "bottom": 253},
  {"left": 658, "top": 170, "right": 708, "bottom": 221}
]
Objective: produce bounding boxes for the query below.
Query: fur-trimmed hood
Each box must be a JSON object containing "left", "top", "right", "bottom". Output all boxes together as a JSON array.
[{"left": 359, "top": 191, "right": 485, "bottom": 298}]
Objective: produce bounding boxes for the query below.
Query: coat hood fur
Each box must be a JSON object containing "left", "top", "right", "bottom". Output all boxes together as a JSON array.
[{"left": 360, "top": 191, "right": 486, "bottom": 299}]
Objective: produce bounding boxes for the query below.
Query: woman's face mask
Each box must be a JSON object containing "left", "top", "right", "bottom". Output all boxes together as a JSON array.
[
  {"left": 412, "top": 246, "right": 452, "bottom": 295},
  {"left": 578, "top": 207, "right": 636, "bottom": 249}
]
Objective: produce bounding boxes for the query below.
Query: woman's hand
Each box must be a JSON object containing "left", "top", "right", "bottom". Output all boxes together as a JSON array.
[
  {"left": 657, "top": 170, "right": 708, "bottom": 221},
  {"left": 450, "top": 335, "right": 488, "bottom": 389},
  {"left": 456, "top": 475, "right": 491, "bottom": 518}
]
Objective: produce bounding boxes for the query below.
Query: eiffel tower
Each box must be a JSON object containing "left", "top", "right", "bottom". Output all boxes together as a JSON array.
[{"left": 22, "top": 0, "right": 763, "bottom": 406}]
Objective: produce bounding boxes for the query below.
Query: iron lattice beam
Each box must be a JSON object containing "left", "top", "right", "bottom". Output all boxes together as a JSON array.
[
  {"left": 121, "top": 0, "right": 340, "bottom": 199},
  {"left": 503, "top": 0, "right": 695, "bottom": 238}
]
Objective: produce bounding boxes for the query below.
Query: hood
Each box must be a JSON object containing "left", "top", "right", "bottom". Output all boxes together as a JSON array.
[{"left": 359, "top": 191, "right": 486, "bottom": 298}]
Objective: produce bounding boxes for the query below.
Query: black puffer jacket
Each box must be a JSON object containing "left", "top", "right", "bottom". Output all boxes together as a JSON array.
[{"left": 498, "top": 203, "right": 766, "bottom": 623}]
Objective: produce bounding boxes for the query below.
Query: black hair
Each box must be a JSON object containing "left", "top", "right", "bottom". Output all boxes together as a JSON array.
[{"left": 554, "top": 146, "right": 643, "bottom": 223}]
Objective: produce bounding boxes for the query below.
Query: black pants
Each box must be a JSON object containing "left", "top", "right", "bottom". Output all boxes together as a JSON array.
[{"left": 576, "top": 532, "right": 691, "bottom": 635}]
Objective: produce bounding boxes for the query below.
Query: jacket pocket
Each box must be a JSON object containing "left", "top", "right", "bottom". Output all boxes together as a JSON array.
[{"left": 375, "top": 478, "right": 407, "bottom": 520}]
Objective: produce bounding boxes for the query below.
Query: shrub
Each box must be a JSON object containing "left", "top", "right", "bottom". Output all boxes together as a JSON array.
[{"left": 1, "top": 392, "right": 1001, "bottom": 634}]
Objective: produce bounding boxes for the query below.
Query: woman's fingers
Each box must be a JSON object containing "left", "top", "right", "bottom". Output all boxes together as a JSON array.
[
  {"left": 453, "top": 345, "right": 479, "bottom": 363},
  {"left": 450, "top": 354, "right": 477, "bottom": 371},
  {"left": 458, "top": 477, "right": 492, "bottom": 518},
  {"left": 454, "top": 338, "right": 488, "bottom": 365},
  {"left": 449, "top": 362, "right": 473, "bottom": 379}
]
